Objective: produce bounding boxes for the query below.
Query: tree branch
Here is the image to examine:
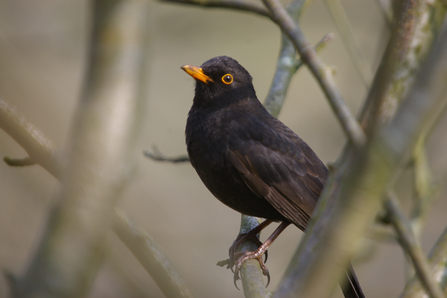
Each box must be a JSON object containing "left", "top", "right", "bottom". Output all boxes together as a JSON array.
[
  {"left": 385, "top": 194, "right": 446, "bottom": 298},
  {"left": 262, "top": 0, "right": 366, "bottom": 147},
  {"left": 274, "top": 23, "right": 447, "bottom": 298},
  {"left": 160, "top": 0, "right": 271, "bottom": 19}
]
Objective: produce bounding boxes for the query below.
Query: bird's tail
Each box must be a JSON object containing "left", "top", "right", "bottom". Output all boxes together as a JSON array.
[{"left": 340, "top": 263, "right": 365, "bottom": 298}]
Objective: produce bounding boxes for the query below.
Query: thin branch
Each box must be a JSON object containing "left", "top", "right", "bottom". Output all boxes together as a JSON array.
[
  {"left": 402, "top": 225, "right": 447, "bottom": 297},
  {"left": 144, "top": 146, "right": 190, "bottom": 163},
  {"left": 113, "top": 209, "right": 196, "bottom": 298},
  {"left": 264, "top": 32, "right": 334, "bottom": 117},
  {"left": 323, "top": 0, "right": 373, "bottom": 88},
  {"left": 274, "top": 23, "right": 447, "bottom": 298},
  {"left": 0, "top": 100, "right": 64, "bottom": 178},
  {"left": 262, "top": 0, "right": 366, "bottom": 147},
  {"left": 3, "top": 156, "right": 36, "bottom": 167},
  {"left": 385, "top": 194, "right": 446, "bottom": 298},
  {"left": 0, "top": 102, "right": 196, "bottom": 297},
  {"left": 374, "top": 0, "right": 393, "bottom": 26},
  {"left": 160, "top": 0, "right": 271, "bottom": 19}
]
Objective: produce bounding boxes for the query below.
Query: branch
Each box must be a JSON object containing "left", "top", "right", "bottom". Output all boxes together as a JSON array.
[
  {"left": 402, "top": 225, "right": 447, "bottom": 297},
  {"left": 274, "top": 22, "right": 447, "bottom": 298},
  {"left": 160, "top": 0, "right": 271, "bottom": 19},
  {"left": 9, "top": 1, "right": 155, "bottom": 297},
  {"left": 144, "top": 146, "right": 190, "bottom": 163},
  {"left": 385, "top": 194, "right": 445, "bottom": 298},
  {"left": 359, "top": 0, "right": 447, "bottom": 130},
  {"left": 262, "top": 0, "right": 366, "bottom": 147},
  {"left": 264, "top": 32, "right": 334, "bottom": 117},
  {"left": 323, "top": 0, "right": 373, "bottom": 88},
  {"left": 0, "top": 100, "right": 64, "bottom": 177},
  {"left": 113, "top": 209, "right": 196, "bottom": 298}
]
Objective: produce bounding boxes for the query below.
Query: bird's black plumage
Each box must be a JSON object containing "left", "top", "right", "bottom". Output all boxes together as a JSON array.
[{"left": 182, "top": 56, "right": 364, "bottom": 298}]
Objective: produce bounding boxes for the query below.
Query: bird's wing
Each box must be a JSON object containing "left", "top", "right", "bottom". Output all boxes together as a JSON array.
[{"left": 228, "top": 122, "right": 327, "bottom": 230}]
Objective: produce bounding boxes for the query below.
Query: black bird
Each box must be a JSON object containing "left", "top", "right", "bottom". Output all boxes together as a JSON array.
[{"left": 182, "top": 56, "right": 364, "bottom": 298}]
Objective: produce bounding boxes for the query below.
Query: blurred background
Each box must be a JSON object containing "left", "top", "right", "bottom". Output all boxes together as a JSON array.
[{"left": 1, "top": 0, "right": 446, "bottom": 297}]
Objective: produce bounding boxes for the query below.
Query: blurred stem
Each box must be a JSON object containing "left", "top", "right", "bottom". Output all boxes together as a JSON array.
[
  {"left": 160, "top": 0, "right": 271, "bottom": 19},
  {"left": 385, "top": 194, "right": 446, "bottom": 298},
  {"left": 0, "top": 100, "right": 63, "bottom": 177},
  {"left": 402, "top": 226, "right": 447, "bottom": 297},
  {"left": 262, "top": 0, "right": 366, "bottom": 147},
  {"left": 263, "top": 0, "right": 308, "bottom": 117},
  {"left": 11, "top": 1, "right": 150, "bottom": 297},
  {"left": 274, "top": 24, "right": 447, "bottom": 298},
  {"left": 323, "top": 0, "right": 373, "bottom": 88},
  {"left": 359, "top": 0, "right": 447, "bottom": 131},
  {"left": 264, "top": 31, "right": 334, "bottom": 117},
  {"left": 113, "top": 209, "right": 196, "bottom": 298}
]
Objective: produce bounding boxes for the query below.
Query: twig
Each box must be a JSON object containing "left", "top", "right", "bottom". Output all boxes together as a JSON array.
[
  {"left": 262, "top": 0, "right": 366, "bottom": 147},
  {"left": 401, "top": 225, "right": 447, "bottom": 297},
  {"left": 113, "top": 209, "right": 196, "bottom": 298},
  {"left": 264, "top": 32, "right": 334, "bottom": 117},
  {"left": 323, "top": 0, "right": 373, "bottom": 88},
  {"left": 385, "top": 194, "right": 446, "bottom": 298},
  {"left": 0, "top": 99, "right": 63, "bottom": 177},
  {"left": 160, "top": 0, "right": 271, "bottom": 19},
  {"left": 144, "top": 146, "right": 190, "bottom": 163},
  {"left": 3, "top": 156, "right": 36, "bottom": 167},
  {"left": 374, "top": 0, "right": 393, "bottom": 26}
]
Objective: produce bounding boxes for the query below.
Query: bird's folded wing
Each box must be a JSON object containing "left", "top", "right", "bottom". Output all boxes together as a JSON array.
[{"left": 228, "top": 146, "right": 323, "bottom": 230}]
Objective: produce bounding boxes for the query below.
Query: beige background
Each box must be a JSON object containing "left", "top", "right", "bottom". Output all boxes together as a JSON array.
[{"left": 1, "top": 1, "right": 446, "bottom": 297}]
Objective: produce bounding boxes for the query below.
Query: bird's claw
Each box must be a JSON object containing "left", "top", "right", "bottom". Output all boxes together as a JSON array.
[{"left": 232, "top": 250, "right": 271, "bottom": 290}]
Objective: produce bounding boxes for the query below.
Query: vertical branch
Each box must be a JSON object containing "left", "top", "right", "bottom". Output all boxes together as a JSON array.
[
  {"left": 274, "top": 24, "right": 447, "bottom": 298},
  {"left": 11, "top": 1, "right": 150, "bottom": 297},
  {"left": 323, "top": 0, "right": 373, "bottom": 88},
  {"left": 262, "top": 0, "right": 366, "bottom": 147},
  {"left": 385, "top": 195, "right": 445, "bottom": 298}
]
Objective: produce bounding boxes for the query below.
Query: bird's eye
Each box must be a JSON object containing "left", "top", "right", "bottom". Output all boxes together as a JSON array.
[{"left": 221, "top": 74, "right": 233, "bottom": 84}]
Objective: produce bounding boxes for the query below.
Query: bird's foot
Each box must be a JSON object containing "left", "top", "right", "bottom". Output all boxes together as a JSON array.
[
  {"left": 232, "top": 249, "right": 270, "bottom": 289},
  {"left": 228, "top": 231, "right": 268, "bottom": 269}
]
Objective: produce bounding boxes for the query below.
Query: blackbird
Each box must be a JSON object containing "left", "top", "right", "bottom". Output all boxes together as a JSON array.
[{"left": 182, "top": 56, "right": 364, "bottom": 298}]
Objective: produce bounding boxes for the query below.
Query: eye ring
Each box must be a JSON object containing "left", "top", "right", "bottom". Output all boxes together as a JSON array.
[{"left": 221, "top": 74, "right": 233, "bottom": 84}]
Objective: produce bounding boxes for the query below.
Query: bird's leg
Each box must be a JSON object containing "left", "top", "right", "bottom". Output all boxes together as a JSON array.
[
  {"left": 234, "top": 221, "right": 290, "bottom": 287},
  {"left": 228, "top": 219, "right": 273, "bottom": 269}
]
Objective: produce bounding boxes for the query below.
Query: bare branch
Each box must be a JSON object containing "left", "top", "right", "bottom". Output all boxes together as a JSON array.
[
  {"left": 160, "top": 0, "right": 271, "bottom": 19},
  {"left": 275, "top": 23, "right": 447, "bottom": 298},
  {"left": 385, "top": 194, "right": 446, "bottom": 298},
  {"left": 114, "top": 209, "right": 196, "bottom": 298},
  {"left": 323, "top": 0, "right": 373, "bottom": 88},
  {"left": 262, "top": 0, "right": 366, "bottom": 147},
  {"left": 144, "top": 146, "right": 190, "bottom": 163}
]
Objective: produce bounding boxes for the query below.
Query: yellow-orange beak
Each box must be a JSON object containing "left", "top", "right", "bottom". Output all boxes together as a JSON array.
[{"left": 181, "top": 65, "right": 214, "bottom": 84}]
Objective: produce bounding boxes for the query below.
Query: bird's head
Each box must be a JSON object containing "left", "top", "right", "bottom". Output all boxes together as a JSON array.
[{"left": 181, "top": 56, "right": 256, "bottom": 109}]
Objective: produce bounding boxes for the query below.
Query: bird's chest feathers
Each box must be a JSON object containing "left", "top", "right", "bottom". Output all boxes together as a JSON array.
[{"left": 186, "top": 110, "right": 234, "bottom": 171}]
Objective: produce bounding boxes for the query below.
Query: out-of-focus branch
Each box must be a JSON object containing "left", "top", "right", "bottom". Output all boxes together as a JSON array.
[
  {"left": 144, "top": 146, "right": 190, "bottom": 163},
  {"left": 262, "top": 0, "right": 366, "bottom": 147},
  {"left": 374, "top": 0, "right": 393, "bottom": 27},
  {"left": 402, "top": 226, "right": 447, "bottom": 297},
  {"left": 0, "top": 100, "right": 64, "bottom": 177},
  {"left": 160, "top": 0, "right": 271, "bottom": 19},
  {"left": 385, "top": 194, "right": 446, "bottom": 298},
  {"left": 274, "top": 24, "right": 447, "bottom": 298},
  {"left": 1, "top": 100, "right": 196, "bottom": 298},
  {"left": 113, "top": 209, "right": 196, "bottom": 298},
  {"left": 264, "top": 31, "right": 334, "bottom": 117},
  {"left": 323, "top": 0, "right": 373, "bottom": 88},
  {"left": 359, "top": 0, "right": 447, "bottom": 130},
  {"left": 10, "top": 1, "right": 151, "bottom": 297}
]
